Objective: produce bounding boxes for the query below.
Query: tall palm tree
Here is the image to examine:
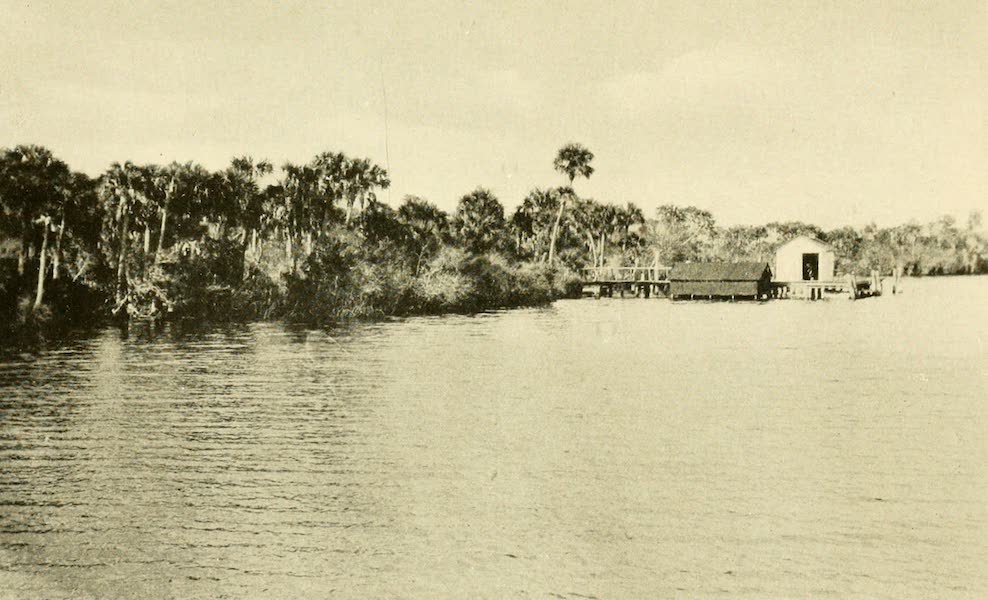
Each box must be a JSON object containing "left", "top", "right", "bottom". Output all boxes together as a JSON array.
[
  {"left": 100, "top": 162, "right": 145, "bottom": 303},
  {"left": 152, "top": 162, "right": 182, "bottom": 264},
  {"left": 549, "top": 143, "right": 594, "bottom": 265},
  {"left": 52, "top": 172, "right": 98, "bottom": 281},
  {"left": 281, "top": 162, "right": 322, "bottom": 264},
  {"left": 50, "top": 178, "right": 75, "bottom": 280},
  {"left": 618, "top": 202, "right": 645, "bottom": 255},
  {"left": 220, "top": 157, "right": 273, "bottom": 272},
  {"left": 311, "top": 151, "right": 348, "bottom": 231},
  {"left": 342, "top": 157, "right": 390, "bottom": 226}
]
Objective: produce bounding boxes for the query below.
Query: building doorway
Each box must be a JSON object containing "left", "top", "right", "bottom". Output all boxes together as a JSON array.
[{"left": 802, "top": 253, "right": 819, "bottom": 280}]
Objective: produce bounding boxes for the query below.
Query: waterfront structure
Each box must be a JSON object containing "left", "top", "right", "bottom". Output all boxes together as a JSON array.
[
  {"left": 774, "top": 236, "right": 835, "bottom": 282},
  {"left": 580, "top": 265, "right": 671, "bottom": 298},
  {"left": 669, "top": 262, "right": 772, "bottom": 300}
]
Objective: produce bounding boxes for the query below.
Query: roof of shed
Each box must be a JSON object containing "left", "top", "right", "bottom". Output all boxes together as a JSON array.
[
  {"left": 776, "top": 235, "right": 832, "bottom": 251},
  {"left": 670, "top": 261, "right": 772, "bottom": 281}
]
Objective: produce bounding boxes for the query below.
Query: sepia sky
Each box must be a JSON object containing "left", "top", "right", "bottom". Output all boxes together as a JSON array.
[{"left": 1, "top": 1, "right": 984, "bottom": 228}]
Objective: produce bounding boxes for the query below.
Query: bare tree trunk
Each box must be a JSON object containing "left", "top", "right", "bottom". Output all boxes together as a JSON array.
[
  {"left": 599, "top": 232, "right": 606, "bottom": 267},
  {"left": 33, "top": 222, "right": 50, "bottom": 312},
  {"left": 18, "top": 214, "right": 31, "bottom": 276},
  {"left": 285, "top": 229, "right": 295, "bottom": 272},
  {"left": 143, "top": 225, "right": 151, "bottom": 255},
  {"left": 155, "top": 201, "right": 169, "bottom": 265},
  {"left": 241, "top": 228, "right": 256, "bottom": 279},
  {"left": 18, "top": 236, "right": 28, "bottom": 276},
  {"left": 548, "top": 199, "right": 566, "bottom": 266},
  {"left": 52, "top": 209, "right": 66, "bottom": 280},
  {"left": 584, "top": 233, "right": 598, "bottom": 267},
  {"left": 72, "top": 257, "right": 90, "bottom": 282},
  {"left": 116, "top": 207, "right": 130, "bottom": 303}
]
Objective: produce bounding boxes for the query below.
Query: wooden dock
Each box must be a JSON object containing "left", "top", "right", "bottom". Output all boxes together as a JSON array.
[
  {"left": 580, "top": 266, "right": 671, "bottom": 298},
  {"left": 771, "top": 271, "right": 894, "bottom": 300},
  {"left": 580, "top": 266, "right": 899, "bottom": 301}
]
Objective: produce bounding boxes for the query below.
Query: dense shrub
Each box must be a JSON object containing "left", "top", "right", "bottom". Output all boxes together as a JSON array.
[
  {"left": 232, "top": 269, "right": 283, "bottom": 320},
  {"left": 275, "top": 238, "right": 568, "bottom": 325},
  {"left": 281, "top": 234, "right": 366, "bottom": 323}
]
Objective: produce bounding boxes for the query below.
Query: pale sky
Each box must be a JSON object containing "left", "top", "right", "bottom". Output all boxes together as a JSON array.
[{"left": 2, "top": 1, "right": 985, "bottom": 228}]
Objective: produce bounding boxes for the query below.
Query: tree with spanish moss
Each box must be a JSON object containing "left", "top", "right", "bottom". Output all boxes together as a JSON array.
[{"left": 99, "top": 161, "right": 149, "bottom": 304}]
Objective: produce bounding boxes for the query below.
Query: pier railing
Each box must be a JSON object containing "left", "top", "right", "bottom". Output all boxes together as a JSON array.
[{"left": 580, "top": 266, "right": 671, "bottom": 283}]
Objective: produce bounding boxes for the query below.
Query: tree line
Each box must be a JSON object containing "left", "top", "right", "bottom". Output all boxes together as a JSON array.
[
  {"left": 0, "top": 143, "right": 604, "bottom": 328},
  {"left": 1, "top": 142, "right": 985, "bottom": 333},
  {"left": 645, "top": 205, "right": 986, "bottom": 276}
]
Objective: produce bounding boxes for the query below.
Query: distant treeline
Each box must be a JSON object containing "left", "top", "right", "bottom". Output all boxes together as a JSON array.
[
  {"left": 1, "top": 143, "right": 985, "bottom": 337},
  {"left": 645, "top": 205, "right": 987, "bottom": 277}
]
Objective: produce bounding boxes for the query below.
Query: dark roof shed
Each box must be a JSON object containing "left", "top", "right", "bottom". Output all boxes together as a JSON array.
[{"left": 670, "top": 262, "right": 772, "bottom": 281}]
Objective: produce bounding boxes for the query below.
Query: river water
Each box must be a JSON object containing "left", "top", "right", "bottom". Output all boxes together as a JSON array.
[{"left": 1, "top": 276, "right": 986, "bottom": 599}]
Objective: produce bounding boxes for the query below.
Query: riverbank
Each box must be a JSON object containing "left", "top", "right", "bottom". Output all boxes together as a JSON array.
[{"left": 0, "top": 243, "right": 582, "bottom": 348}]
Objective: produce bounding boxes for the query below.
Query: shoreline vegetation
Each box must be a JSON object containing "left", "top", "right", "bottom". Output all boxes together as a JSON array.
[{"left": 2, "top": 143, "right": 986, "bottom": 345}]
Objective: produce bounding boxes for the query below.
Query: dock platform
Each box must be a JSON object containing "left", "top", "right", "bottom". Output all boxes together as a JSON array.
[
  {"left": 580, "top": 266, "right": 671, "bottom": 298},
  {"left": 579, "top": 266, "right": 899, "bottom": 301},
  {"left": 771, "top": 271, "right": 892, "bottom": 300}
]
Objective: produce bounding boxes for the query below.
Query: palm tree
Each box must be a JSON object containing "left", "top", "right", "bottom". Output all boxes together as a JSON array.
[
  {"left": 549, "top": 143, "right": 594, "bottom": 265},
  {"left": 151, "top": 162, "right": 184, "bottom": 264},
  {"left": 51, "top": 173, "right": 93, "bottom": 279},
  {"left": 511, "top": 187, "right": 562, "bottom": 261},
  {"left": 618, "top": 202, "right": 644, "bottom": 255},
  {"left": 0, "top": 145, "right": 70, "bottom": 277},
  {"left": 281, "top": 162, "right": 322, "bottom": 265},
  {"left": 342, "top": 157, "right": 390, "bottom": 226},
  {"left": 452, "top": 188, "right": 506, "bottom": 254},
  {"left": 311, "top": 151, "right": 348, "bottom": 231},
  {"left": 100, "top": 162, "right": 145, "bottom": 303},
  {"left": 220, "top": 157, "right": 273, "bottom": 272},
  {"left": 397, "top": 196, "right": 449, "bottom": 274}
]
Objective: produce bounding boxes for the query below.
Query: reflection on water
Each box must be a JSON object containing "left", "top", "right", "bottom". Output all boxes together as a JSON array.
[{"left": 1, "top": 277, "right": 986, "bottom": 598}]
